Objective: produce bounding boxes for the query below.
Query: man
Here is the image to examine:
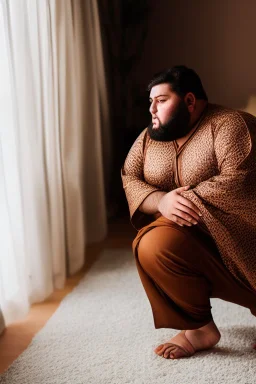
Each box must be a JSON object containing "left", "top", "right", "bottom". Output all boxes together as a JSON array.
[{"left": 121, "top": 66, "right": 256, "bottom": 360}]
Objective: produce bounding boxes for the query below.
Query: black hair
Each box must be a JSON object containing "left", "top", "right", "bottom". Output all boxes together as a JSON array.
[{"left": 147, "top": 65, "right": 208, "bottom": 101}]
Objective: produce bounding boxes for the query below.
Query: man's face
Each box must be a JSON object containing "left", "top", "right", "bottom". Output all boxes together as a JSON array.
[{"left": 148, "top": 83, "right": 191, "bottom": 142}]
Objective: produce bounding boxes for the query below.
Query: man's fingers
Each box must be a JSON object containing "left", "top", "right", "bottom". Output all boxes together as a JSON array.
[
  {"left": 170, "top": 214, "right": 194, "bottom": 227},
  {"left": 175, "top": 186, "right": 202, "bottom": 217},
  {"left": 177, "top": 196, "right": 202, "bottom": 217},
  {"left": 176, "top": 185, "right": 190, "bottom": 192},
  {"left": 173, "top": 209, "right": 198, "bottom": 225},
  {"left": 176, "top": 202, "right": 200, "bottom": 221}
]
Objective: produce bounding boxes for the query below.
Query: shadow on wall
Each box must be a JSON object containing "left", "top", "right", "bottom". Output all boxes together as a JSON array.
[
  {"left": 130, "top": 0, "right": 256, "bottom": 117},
  {"left": 242, "top": 95, "right": 256, "bottom": 116}
]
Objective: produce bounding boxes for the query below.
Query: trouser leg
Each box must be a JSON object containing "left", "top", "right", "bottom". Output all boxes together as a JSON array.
[{"left": 133, "top": 218, "right": 256, "bottom": 330}]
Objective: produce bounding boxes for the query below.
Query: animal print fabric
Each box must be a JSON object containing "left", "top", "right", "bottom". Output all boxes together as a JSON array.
[{"left": 121, "top": 104, "right": 256, "bottom": 292}]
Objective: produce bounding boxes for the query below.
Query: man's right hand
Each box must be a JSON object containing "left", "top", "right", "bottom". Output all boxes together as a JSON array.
[{"left": 157, "top": 186, "right": 202, "bottom": 227}]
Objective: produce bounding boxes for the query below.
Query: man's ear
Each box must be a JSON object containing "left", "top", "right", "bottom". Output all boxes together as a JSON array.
[{"left": 184, "top": 92, "right": 196, "bottom": 112}]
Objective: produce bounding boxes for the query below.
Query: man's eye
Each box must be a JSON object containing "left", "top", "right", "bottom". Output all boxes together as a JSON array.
[{"left": 158, "top": 99, "right": 166, "bottom": 103}]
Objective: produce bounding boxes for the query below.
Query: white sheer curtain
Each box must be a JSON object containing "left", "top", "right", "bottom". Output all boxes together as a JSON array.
[{"left": 0, "top": 0, "right": 109, "bottom": 330}]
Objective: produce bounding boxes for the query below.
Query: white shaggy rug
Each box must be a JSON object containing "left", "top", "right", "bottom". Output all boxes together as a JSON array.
[{"left": 0, "top": 249, "right": 255, "bottom": 384}]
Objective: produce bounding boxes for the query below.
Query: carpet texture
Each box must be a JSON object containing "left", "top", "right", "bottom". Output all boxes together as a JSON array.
[{"left": 0, "top": 249, "right": 255, "bottom": 384}]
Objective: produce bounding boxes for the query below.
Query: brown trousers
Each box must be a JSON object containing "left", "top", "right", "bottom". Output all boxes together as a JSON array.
[{"left": 133, "top": 216, "right": 256, "bottom": 330}]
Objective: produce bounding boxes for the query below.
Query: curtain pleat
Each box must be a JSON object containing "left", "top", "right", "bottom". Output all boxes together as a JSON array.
[{"left": 0, "top": 0, "right": 110, "bottom": 326}]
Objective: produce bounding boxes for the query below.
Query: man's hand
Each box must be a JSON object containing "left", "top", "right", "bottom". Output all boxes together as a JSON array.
[{"left": 157, "top": 186, "right": 202, "bottom": 226}]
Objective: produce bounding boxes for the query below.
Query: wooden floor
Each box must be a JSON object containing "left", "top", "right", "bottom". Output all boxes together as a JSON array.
[{"left": 0, "top": 216, "right": 136, "bottom": 374}]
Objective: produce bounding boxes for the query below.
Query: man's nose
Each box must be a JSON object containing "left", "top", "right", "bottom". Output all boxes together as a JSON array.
[{"left": 149, "top": 100, "right": 157, "bottom": 115}]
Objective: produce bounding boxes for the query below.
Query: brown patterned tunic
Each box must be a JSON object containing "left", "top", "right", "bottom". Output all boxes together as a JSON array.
[{"left": 121, "top": 103, "right": 256, "bottom": 292}]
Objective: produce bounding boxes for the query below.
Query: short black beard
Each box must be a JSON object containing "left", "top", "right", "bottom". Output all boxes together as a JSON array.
[{"left": 147, "top": 100, "right": 191, "bottom": 142}]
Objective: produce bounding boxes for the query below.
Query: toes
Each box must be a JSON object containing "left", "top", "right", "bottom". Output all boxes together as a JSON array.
[
  {"left": 154, "top": 344, "right": 165, "bottom": 355},
  {"left": 163, "top": 344, "right": 183, "bottom": 359},
  {"left": 155, "top": 344, "right": 177, "bottom": 359},
  {"left": 163, "top": 345, "right": 175, "bottom": 359},
  {"left": 170, "top": 346, "right": 188, "bottom": 359},
  {"left": 155, "top": 344, "right": 164, "bottom": 351},
  {"left": 155, "top": 343, "right": 190, "bottom": 359}
]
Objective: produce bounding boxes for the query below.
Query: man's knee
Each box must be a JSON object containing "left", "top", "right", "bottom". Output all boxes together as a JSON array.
[
  {"left": 135, "top": 228, "right": 166, "bottom": 273},
  {"left": 134, "top": 225, "right": 198, "bottom": 274}
]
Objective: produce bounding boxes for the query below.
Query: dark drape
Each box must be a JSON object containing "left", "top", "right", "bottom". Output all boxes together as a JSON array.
[{"left": 98, "top": 0, "right": 151, "bottom": 217}]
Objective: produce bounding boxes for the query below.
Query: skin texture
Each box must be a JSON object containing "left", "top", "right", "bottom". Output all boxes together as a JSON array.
[
  {"left": 148, "top": 85, "right": 191, "bottom": 141},
  {"left": 157, "top": 186, "right": 202, "bottom": 227},
  {"left": 149, "top": 83, "right": 206, "bottom": 133},
  {"left": 149, "top": 83, "right": 182, "bottom": 129}
]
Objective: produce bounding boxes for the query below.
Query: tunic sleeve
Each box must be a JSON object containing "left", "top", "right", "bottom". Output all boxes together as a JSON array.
[
  {"left": 180, "top": 112, "right": 256, "bottom": 215},
  {"left": 121, "top": 128, "right": 159, "bottom": 229},
  {"left": 180, "top": 112, "right": 256, "bottom": 290}
]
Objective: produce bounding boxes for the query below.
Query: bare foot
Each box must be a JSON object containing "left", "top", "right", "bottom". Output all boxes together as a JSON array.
[{"left": 154, "top": 320, "right": 221, "bottom": 359}]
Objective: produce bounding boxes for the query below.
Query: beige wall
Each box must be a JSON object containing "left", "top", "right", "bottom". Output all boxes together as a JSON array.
[{"left": 133, "top": 0, "right": 256, "bottom": 112}]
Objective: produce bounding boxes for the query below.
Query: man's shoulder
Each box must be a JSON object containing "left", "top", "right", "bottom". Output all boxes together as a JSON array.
[
  {"left": 206, "top": 103, "right": 256, "bottom": 127},
  {"left": 127, "top": 127, "right": 149, "bottom": 155},
  {"left": 135, "top": 127, "right": 148, "bottom": 140}
]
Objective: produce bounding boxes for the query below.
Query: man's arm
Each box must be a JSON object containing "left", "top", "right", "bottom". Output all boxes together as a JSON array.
[
  {"left": 139, "top": 191, "right": 166, "bottom": 215},
  {"left": 121, "top": 129, "right": 160, "bottom": 228},
  {"left": 140, "top": 187, "right": 201, "bottom": 226},
  {"left": 177, "top": 112, "right": 256, "bottom": 291},
  {"left": 180, "top": 112, "right": 256, "bottom": 216}
]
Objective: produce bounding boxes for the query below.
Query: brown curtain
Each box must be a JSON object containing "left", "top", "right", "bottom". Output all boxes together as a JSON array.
[
  {"left": 0, "top": 310, "right": 4, "bottom": 335},
  {"left": 98, "top": 0, "right": 151, "bottom": 216}
]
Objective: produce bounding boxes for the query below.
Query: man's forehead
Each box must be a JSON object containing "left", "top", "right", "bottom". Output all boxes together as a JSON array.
[{"left": 149, "top": 83, "right": 173, "bottom": 98}]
